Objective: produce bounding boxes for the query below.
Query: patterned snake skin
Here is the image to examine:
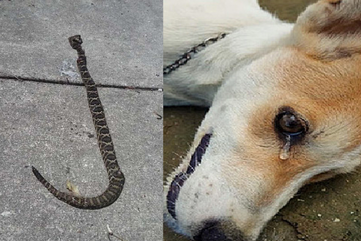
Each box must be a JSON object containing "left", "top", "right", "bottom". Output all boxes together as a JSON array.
[{"left": 32, "top": 35, "right": 125, "bottom": 209}]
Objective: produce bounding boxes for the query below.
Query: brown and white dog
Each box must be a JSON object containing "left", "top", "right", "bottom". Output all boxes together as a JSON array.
[{"left": 164, "top": 0, "right": 361, "bottom": 240}]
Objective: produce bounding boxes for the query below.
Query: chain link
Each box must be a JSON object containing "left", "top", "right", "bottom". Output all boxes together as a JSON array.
[{"left": 163, "top": 33, "right": 227, "bottom": 76}]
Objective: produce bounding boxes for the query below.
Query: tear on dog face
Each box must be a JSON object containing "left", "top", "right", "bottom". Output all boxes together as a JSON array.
[{"left": 164, "top": 0, "right": 361, "bottom": 240}]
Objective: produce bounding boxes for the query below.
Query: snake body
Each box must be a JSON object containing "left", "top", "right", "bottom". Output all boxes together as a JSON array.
[{"left": 32, "top": 35, "right": 125, "bottom": 209}]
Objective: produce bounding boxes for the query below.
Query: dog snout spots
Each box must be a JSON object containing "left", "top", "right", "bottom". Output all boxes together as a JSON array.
[{"left": 220, "top": 104, "right": 228, "bottom": 112}]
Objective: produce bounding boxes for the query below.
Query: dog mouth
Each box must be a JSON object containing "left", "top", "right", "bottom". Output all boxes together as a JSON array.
[{"left": 166, "top": 133, "right": 212, "bottom": 219}]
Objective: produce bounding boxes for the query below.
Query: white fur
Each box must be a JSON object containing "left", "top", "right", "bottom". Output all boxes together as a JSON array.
[
  {"left": 164, "top": 0, "right": 292, "bottom": 106},
  {"left": 164, "top": 0, "right": 361, "bottom": 240}
]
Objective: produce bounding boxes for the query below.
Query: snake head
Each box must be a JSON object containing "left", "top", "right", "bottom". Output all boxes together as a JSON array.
[{"left": 68, "top": 35, "right": 83, "bottom": 49}]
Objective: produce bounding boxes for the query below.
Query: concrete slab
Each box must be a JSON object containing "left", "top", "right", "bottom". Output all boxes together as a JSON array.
[
  {"left": 0, "top": 0, "right": 162, "bottom": 88},
  {"left": 0, "top": 79, "right": 163, "bottom": 241}
]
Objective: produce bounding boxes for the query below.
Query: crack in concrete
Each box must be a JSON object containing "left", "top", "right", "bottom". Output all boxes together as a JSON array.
[{"left": 0, "top": 75, "right": 163, "bottom": 92}]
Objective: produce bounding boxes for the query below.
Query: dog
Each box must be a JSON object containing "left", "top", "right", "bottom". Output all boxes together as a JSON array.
[{"left": 164, "top": 0, "right": 361, "bottom": 240}]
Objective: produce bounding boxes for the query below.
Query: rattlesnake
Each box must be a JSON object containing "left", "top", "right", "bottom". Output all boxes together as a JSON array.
[{"left": 32, "top": 35, "right": 125, "bottom": 209}]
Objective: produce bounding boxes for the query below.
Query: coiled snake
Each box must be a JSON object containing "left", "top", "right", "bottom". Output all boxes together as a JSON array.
[{"left": 32, "top": 35, "right": 125, "bottom": 209}]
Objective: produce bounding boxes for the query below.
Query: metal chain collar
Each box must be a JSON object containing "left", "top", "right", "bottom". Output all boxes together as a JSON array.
[{"left": 163, "top": 33, "right": 227, "bottom": 75}]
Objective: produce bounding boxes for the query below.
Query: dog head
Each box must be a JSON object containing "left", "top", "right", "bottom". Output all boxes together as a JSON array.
[{"left": 164, "top": 0, "right": 361, "bottom": 240}]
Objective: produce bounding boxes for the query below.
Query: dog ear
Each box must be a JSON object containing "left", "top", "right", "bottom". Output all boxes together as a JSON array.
[{"left": 290, "top": 0, "right": 361, "bottom": 60}]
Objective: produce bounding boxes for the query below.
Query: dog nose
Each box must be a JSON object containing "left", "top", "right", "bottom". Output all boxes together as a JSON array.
[
  {"left": 193, "top": 222, "right": 246, "bottom": 241},
  {"left": 193, "top": 221, "right": 247, "bottom": 241},
  {"left": 194, "top": 223, "right": 230, "bottom": 241}
]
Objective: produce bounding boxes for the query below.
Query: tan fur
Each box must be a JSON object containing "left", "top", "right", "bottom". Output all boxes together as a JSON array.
[
  {"left": 242, "top": 49, "right": 361, "bottom": 205},
  {"left": 164, "top": 0, "right": 361, "bottom": 240},
  {"left": 291, "top": 0, "right": 361, "bottom": 60}
]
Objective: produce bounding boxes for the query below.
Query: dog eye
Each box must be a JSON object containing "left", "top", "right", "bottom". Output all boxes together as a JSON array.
[{"left": 275, "top": 110, "right": 307, "bottom": 137}]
